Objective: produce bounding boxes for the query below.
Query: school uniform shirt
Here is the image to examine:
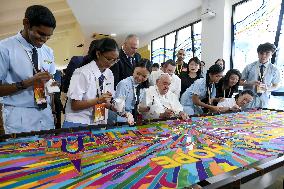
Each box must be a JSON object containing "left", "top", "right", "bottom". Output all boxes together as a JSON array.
[
  {"left": 217, "top": 98, "right": 236, "bottom": 108},
  {"left": 114, "top": 76, "right": 145, "bottom": 122},
  {"left": 149, "top": 70, "right": 181, "bottom": 98},
  {"left": 242, "top": 61, "right": 280, "bottom": 108},
  {"left": 180, "top": 78, "right": 217, "bottom": 115},
  {"left": 140, "top": 86, "right": 183, "bottom": 119},
  {"left": 0, "top": 32, "right": 56, "bottom": 134},
  {"left": 65, "top": 60, "right": 114, "bottom": 125}
]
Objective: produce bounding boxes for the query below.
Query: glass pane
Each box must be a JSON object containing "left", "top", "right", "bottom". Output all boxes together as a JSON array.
[
  {"left": 232, "top": 0, "right": 282, "bottom": 72},
  {"left": 275, "top": 17, "right": 284, "bottom": 86},
  {"left": 165, "top": 32, "right": 176, "bottom": 61},
  {"left": 151, "top": 37, "right": 165, "bottom": 64},
  {"left": 193, "top": 21, "right": 202, "bottom": 60},
  {"left": 175, "top": 26, "right": 193, "bottom": 63}
]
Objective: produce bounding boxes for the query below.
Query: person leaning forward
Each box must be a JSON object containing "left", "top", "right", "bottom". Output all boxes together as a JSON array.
[{"left": 0, "top": 5, "right": 57, "bottom": 134}]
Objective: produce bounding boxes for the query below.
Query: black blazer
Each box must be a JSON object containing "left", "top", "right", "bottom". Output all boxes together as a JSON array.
[
  {"left": 62, "top": 56, "right": 84, "bottom": 93},
  {"left": 110, "top": 49, "right": 141, "bottom": 87}
]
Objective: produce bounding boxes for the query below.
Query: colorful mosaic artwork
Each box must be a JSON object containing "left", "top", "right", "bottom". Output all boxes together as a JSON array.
[{"left": 0, "top": 110, "right": 284, "bottom": 188}]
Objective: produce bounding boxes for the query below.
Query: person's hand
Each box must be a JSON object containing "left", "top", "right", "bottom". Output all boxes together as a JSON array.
[
  {"left": 218, "top": 97, "right": 225, "bottom": 102},
  {"left": 161, "top": 109, "right": 175, "bottom": 118},
  {"left": 259, "top": 83, "right": 268, "bottom": 91},
  {"left": 98, "top": 92, "right": 113, "bottom": 104},
  {"left": 248, "top": 80, "right": 261, "bottom": 86},
  {"left": 126, "top": 112, "right": 135, "bottom": 125},
  {"left": 50, "top": 80, "right": 60, "bottom": 87},
  {"left": 231, "top": 105, "right": 241, "bottom": 111},
  {"left": 23, "top": 72, "right": 52, "bottom": 87},
  {"left": 105, "top": 102, "right": 117, "bottom": 111},
  {"left": 179, "top": 111, "right": 189, "bottom": 120},
  {"left": 209, "top": 106, "right": 223, "bottom": 113},
  {"left": 138, "top": 105, "right": 150, "bottom": 112}
]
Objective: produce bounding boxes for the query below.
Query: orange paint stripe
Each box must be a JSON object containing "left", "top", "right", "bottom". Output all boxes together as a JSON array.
[{"left": 209, "top": 161, "right": 224, "bottom": 175}]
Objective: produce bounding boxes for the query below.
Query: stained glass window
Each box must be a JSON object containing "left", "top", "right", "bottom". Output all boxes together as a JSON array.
[
  {"left": 151, "top": 37, "right": 164, "bottom": 64},
  {"left": 151, "top": 21, "right": 202, "bottom": 64},
  {"left": 193, "top": 22, "right": 202, "bottom": 60},
  {"left": 165, "top": 32, "right": 176, "bottom": 61},
  {"left": 232, "top": 0, "right": 282, "bottom": 72},
  {"left": 175, "top": 26, "right": 193, "bottom": 63},
  {"left": 276, "top": 17, "right": 284, "bottom": 86}
]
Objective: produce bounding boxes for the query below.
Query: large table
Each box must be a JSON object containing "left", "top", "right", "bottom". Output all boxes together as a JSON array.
[{"left": 0, "top": 110, "right": 283, "bottom": 188}]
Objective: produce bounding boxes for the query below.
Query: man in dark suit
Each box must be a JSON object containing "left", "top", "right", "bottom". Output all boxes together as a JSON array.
[{"left": 110, "top": 34, "right": 141, "bottom": 87}]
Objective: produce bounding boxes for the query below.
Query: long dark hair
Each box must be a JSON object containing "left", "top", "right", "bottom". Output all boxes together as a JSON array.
[
  {"left": 81, "top": 38, "right": 119, "bottom": 67},
  {"left": 204, "top": 64, "right": 224, "bottom": 103},
  {"left": 219, "top": 69, "right": 242, "bottom": 95},
  {"left": 135, "top": 58, "right": 152, "bottom": 89},
  {"left": 187, "top": 57, "right": 202, "bottom": 77},
  {"left": 215, "top": 58, "right": 225, "bottom": 71}
]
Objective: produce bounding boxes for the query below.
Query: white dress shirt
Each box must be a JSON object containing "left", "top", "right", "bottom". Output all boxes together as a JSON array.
[
  {"left": 140, "top": 86, "right": 183, "bottom": 119},
  {"left": 149, "top": 70, "right": 181, "bottom": 98},
  {"left": 65, "top": 60, "right": 114, "bottom": 125},
  {"left": 217, "top": 98, "right": 237, "bottom": 108}
]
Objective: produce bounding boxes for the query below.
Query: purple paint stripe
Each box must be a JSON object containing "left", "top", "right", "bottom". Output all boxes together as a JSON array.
[
  {"left": 1, "top": 160, "right": 37, "bottom": 169},
  {"left": 196, "top": 161, "right": 208, "bottom": 181},
  {"left": 0, "top": 166, "right": 23, "bottom": 173},
  {"left": 0, "top": 169, "right": 39, "bottom": 182}
]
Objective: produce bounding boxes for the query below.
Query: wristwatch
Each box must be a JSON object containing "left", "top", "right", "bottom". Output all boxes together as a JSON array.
[{"left": 15, "top": 81, "right": 26, "bottom": 90}]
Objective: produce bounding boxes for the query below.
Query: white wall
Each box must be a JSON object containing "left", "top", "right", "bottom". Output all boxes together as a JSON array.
[{"left": 201, "top": 0, "right": 232, "bottom": 72}]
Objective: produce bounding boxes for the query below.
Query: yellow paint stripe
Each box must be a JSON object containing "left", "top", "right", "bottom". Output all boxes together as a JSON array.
[{"left": 0, "top": 181, "right": 16, "bottom": 187}]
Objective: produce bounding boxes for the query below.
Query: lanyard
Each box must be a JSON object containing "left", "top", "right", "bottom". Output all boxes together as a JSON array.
[
  {"left": 223, "top": 87, "right": 231, "bottom": 98},
  {"left": 176, "top": 62, "right": 184, "bottom": 75},
  {"left": 207, "top": 84, "right": 214, "bottom": 105},
  {"left": 17, "top": 39, "right": 40, "bottom": 74}
]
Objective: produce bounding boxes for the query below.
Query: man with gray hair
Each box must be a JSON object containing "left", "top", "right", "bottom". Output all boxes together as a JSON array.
[
  {"left": 139, "top": 73, "right": 188, "bottom": 120},
  {"left": 110, "top": 34, "right": 141, "bottom": 87}
]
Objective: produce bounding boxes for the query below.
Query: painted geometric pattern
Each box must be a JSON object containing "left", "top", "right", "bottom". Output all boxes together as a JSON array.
[{"left": 0, "top": 110, "right": 283, "bottom": 188}]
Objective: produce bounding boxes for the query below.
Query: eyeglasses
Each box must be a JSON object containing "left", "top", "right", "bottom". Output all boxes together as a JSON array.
[{"left": 101, "top": 54, "right": 119, "bottom": 64}]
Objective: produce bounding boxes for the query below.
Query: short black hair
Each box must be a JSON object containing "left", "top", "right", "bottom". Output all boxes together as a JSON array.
[
  {"left": 235, "top": 90, "right": 254, "bottom": 100},
  {"left": 152, "top": 63, "right": 160, "bottom": 68},
  {"left": 163, "top": 59, "right": 176, "bottom": 68},
  {"left": 25, "top": 5, "right": 56, "bottom": 28},
  {"left": 257, "top": 42, "right": 276, "bottom": 54},
  {"left": 135, "top": 58, "right": 152, "bottom": 89},
  {"left": 135, "top": 58, "right": 152, "bottom": 73}
]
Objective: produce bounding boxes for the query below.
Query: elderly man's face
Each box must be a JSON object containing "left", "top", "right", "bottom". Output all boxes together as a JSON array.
[
  {"left": 124, "top": 37, "right": 139, "bottom": 57},
  {"left": 156, "top": 75, "right": 171, "bottom": 95}
]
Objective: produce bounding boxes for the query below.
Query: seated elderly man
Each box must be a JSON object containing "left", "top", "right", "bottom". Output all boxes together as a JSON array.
[
  {"left": 139, "top": 73, "right": 188, "bottom": 120},
  {"left": 149, "top": 59, "right": 181, "bottom": 98}
]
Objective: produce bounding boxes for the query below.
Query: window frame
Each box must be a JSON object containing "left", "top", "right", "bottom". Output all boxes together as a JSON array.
[
  {"left": 230, "top": 0, "right": 284, "bottom": 69},
  {"left": 151, "top": 19, "right": 201, "bottom": 64}
]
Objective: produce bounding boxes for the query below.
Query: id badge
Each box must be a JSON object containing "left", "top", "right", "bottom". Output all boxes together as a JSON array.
[
  {"left": 93, "top": 104, "right": 106, "bottom": 122},
  {"left": 34, "top": 80, "right": 47, "bottom": 109}
]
